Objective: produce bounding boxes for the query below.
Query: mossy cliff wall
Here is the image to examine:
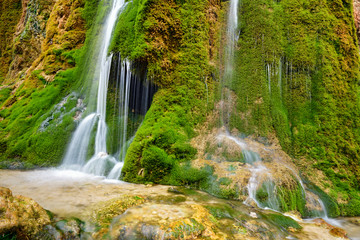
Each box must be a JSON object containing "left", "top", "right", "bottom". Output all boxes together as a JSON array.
[
  {"left": 0, "top": 0, "right": 101, "bottom": 167},
  {"left": 354, "top": 0, "right": 360, "bottom": 41},
  {"left": 0, "top": 0, "right": 22, "bottom": 82},
  {"left": 115, "top": 0, "right": 222, "bottom": 184},
  {"left": 227, "top": 0, "right": 360, "bottom": 216},
  {"left": 113, "top": 0, "right": 360, "bottom": 216}
]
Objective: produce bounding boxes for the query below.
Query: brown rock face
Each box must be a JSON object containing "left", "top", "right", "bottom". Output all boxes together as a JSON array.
[
  {"left": 0, "top": 187, "right": 51, "bottom": 238},
  {"left": 354, "top": 0, "right": 360, "bottom": 43}
]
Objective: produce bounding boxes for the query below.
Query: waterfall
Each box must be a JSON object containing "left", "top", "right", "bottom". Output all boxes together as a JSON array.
[
  {"left": 224, "top": 0, "right": 239, "bottom": 82},
  {"left": 221, "top": 0, "right": 239, "bottom": 125},
  {"left": 61, "top": 0, "right": 128, "bottom": 178},
  {"left": 227, "top": 0, "right": 239, "bottom": 58},
  {"left": 62, "top": 113, "right": 97, "bottom": 168}
]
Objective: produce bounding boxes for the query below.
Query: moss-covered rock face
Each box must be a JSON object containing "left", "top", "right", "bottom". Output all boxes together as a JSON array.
[
  {"left": 117, "top": 0, "right": 360, "bottom": 216},
  {"left": 354, "top": 0, "right": 360, "bottom": 42},
  {"left": 120, "top": 0, "right": 222, "bottom": 184},
  {"left": 0, "top": 0, "right": 101, "bottom": 167},
  {"left": 1, "top": 0, "right": 360, "bottom": 220},
  {"left": 0, "top": 0, "right": 22, "bottom": 82},
  {"left": 223, "top": 0, "right": 360, "bottom": 216}
]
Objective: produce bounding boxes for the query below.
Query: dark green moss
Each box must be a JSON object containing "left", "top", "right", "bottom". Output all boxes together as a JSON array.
[
  {"left": 274, "top": 181, "right": 306, "bottom": 217},
  {"left": 205, "top": 204, "right": 235, "bottom": 220}
]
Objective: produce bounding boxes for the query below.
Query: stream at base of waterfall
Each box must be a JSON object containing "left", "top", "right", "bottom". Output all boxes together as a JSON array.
[{"left": 1, "top": 169, "right": 359, "bottom": 239}]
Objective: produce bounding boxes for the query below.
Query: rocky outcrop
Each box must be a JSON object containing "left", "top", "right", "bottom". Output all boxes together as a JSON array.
[
  {"left": 4, "top": 0, "right": 86, "bottom": 86},
  {"left": 0, "top": 187, "right": 51, "bottom": 239}
]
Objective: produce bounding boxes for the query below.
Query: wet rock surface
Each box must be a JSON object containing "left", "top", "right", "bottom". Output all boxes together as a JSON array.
[
  {"left": 0, "top": 170, "right": 358, "bottom": 239},
  {"left": 0, "top": 187, "right": 51, "bottom": 239}
]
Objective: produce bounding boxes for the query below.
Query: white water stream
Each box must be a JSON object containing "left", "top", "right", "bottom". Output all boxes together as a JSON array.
[{"left": 62, "top": 0, "right": 127, "bottom": 178}]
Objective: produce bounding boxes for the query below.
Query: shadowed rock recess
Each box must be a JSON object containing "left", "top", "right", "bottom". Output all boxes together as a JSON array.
[{"left": 1, "top": 0, "right": 360, "bottom": 239}]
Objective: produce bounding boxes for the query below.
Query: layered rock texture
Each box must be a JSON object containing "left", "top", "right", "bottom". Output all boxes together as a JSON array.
[{"left": 0, "top": 187, "right": 51, "bottom": 239}]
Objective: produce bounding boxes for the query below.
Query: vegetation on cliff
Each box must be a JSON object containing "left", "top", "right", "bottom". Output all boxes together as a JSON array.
[
  {"left": 115, "top": 0, "right": 221, "bottom": 184},
  {"left": 0, "top": 0, "right": 102, "bottom": 166},
  {"left": 227, "top": 0, "right": 360, "bottom": 216},
  {"left": 0, "top": 0, "right": 360, "bottom": 218}
]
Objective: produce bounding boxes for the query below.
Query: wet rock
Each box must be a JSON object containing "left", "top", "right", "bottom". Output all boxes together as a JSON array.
[
  {"left": 0, "top": 187, "right": 51, "bottom": 239},
  {"left": 313, "top": 219, "right": 348, "bottom": 239},
  {"left": 349, "top": 218, "right": 360, "bottom": 226},
  {"left": 250, "top": 212, "right": 258, "bottom": 218},
  {"left": 329, "top": 227, "right": 347, "bottom": 238},
  {"left": 55, "top": 218, "right": 84, "bottom": 239},
  {"left": 167, "top": 187, "right": 185, "bottom": 195},
  {"left": 0, "top": 160, "right": 25, "bottom": 170}
]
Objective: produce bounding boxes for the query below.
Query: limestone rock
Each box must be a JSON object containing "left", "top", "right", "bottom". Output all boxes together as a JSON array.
[{"left": 0, "top": 187, "right": 51, "bottom": 238}]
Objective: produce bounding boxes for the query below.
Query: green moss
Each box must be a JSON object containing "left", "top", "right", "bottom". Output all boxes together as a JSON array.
[
  {"left": 218, "top": 177, "right": 232, "bottom": 186},
  {"left": 121, "top": 0, "right": 220, "bottom": 184},
  {"left": 204, "top": 204, "right": 235, "bottom": 220},
  {"left": 263, "top": 213, "right": 302, "bottom": 230},
  {"left": 277, "top": 182, "right": 306, "bottom": 217},
  {"left": 228, "top": 0, "right": 360, "bottom": 214},
  {"left": 91, "top": 195, "right": 146, "bottom": 229},
  {"left": 168, "top": 163, "right": 211, "bottom": 186},
  {"left": 0, "top": 0, "right": 22, "bottom": 81},
  {"left": 0, "top": 88, "right": 11, "bottom": 104},
  {"left": 340, "top": 198, "right": 360, "bottom": 217},
  {"left": 0, "top": 0, "right": 103, "bottom": 165}
]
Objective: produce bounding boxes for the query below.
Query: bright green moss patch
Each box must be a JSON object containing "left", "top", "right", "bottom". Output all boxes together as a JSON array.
[
  {"left": 91, "top": 195, "right": 146, "bottom": 228},
  {"left": 121, "top": 0, "right": 221, "bottom": 184},
  {"left": 263, "top": 213, "right": 302, "bottom": 230},
  {"left": 0, "top": 0, "right": 103, "bottom": 165},
  {"left": 276, "top": 182, "right": 306, "bottom": 217}
]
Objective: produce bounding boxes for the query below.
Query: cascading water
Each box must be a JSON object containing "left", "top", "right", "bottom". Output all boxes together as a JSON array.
[
  {"left": 221, "top": 0, "right": 281, "bottom": 211},
  {"left": 219, "top": 133, "right": 280, "bottom": 211},
  {"left": 60, "top": 0, "right": 158, "bottom": 179},
  {"left": 106, "top": 55, "right": 157, "bottom": 179},
  {"left": 220, "top": 0, "right": 329, "bottom": 217},
  {"left": 221, "top": 0, "right": 240, "bottom": 124},
  {"left": 62, "top": 0, "right": 125, "bottom": 178},
  {"left": 62, "top": 113, "right": 98, "bottom": 169}
]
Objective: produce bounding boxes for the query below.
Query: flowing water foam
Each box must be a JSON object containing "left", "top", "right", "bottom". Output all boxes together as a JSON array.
[{"left": 62, "top": 0, "right": 127, "bottom": 178}]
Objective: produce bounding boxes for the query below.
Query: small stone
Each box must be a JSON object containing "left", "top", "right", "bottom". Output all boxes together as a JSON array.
[
  {"left": 250, "top": 212, "right": 258, "bottom": 218},
  {"left": 329, "top": 227, "right": 347, "bottom": 238},
  {"left": 167, "top": 187, "right": 184, "bottom": 195}
]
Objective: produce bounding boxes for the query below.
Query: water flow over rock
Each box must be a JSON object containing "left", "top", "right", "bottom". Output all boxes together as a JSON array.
[
  {"left": 62, "top": 0, "right": 125, "bottom": 178},
  {"left": 62, "top": 11, "right": 157, "bottom": 178},
  {"left": 219, "top": 133, "right": 280, "bottom": 211},
  {"left": 62, "top": 113, "right": 97, "bottom": 168}
]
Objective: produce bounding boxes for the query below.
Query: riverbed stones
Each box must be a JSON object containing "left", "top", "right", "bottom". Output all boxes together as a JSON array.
[{"left": 0, "top": 187, "right": 51, "bottom": 238}]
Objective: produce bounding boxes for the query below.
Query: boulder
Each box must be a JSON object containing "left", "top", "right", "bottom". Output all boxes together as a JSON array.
[{"left": 0, "top": 187, "right": 51, "bottom": 239}]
